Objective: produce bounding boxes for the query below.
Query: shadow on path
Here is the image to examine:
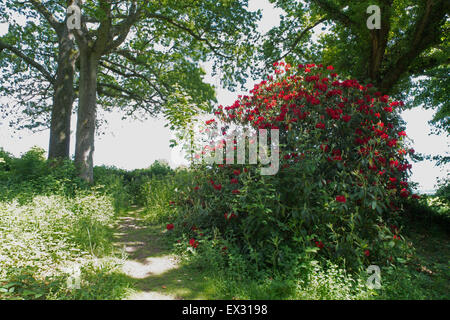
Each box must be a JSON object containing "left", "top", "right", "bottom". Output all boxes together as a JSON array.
[{"left": 114, "top": 207, "right": 217, "bottom": 300}]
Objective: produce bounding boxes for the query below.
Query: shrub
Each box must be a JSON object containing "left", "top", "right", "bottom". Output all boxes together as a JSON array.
[
  {"left": 174, "top": 62, "right": 418, "bottom": 272},
  {"left": 0, "top": 193, "right": 120, "bottom": 299},
  {"left": 0, "top": 147, "right": 83, "bottom": 202}
]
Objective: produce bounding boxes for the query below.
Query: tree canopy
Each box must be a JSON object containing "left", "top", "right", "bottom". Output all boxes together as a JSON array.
[
  {"left": 0, "top": 0, "right": 261, "bottom": 181},
  {"left": 263, "top": 0, "right": 449, "bottom": 133}
]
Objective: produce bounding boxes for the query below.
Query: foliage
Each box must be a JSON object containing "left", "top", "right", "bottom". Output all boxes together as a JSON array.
[
  {"left": 0, "top": 192, "right": 129, "bottom": 300},
  {"left": 93, "top": 160, "right": 174, "bottom": 207},
  {"left": 170, "top": 63, "right": 421, "bottom": 272},
  {"left": 0, "top": 147, "right": 84, "bottom": 202},
  {"left": 404, "top": 187, "right": 450, "bottom": 227},
  {"left": 408, "top": 65, "right": 450, "bottom": 135},
  {"left": 140, "top": 170, "right": 447, "bottom": 300},
  {"left": 263, "top": 0, "right": 449, "bottom": 132},
  {"left": 0, "top": 0, "right": 58, "bottom": 131},
  {"left": 0, "top": 0, "right": 262, "bottom": 133}
]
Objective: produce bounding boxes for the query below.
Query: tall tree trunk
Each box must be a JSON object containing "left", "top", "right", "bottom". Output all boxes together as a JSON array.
[
  {"left": 48, "top": 27, "right": 77, "bottom": 160},
  {"left": 75, "top": 49, "right": 98, "bottom": 183}
]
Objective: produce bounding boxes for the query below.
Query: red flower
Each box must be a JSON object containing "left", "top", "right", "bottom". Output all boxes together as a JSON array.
[
  {"left": 412, "top": 194, "right": 420, "bottom": 199},
  {"left": 398, "top": 131, "right": 407, "bottom": 137},
  {"left": 189, "top": 238, "right": 199, "bottom": 248},
  {"left": 388, "top": 139, "right": 397, "bottom": 147},
  {"left": 400, "top": 188, "right": 409, "bottom": 198},
  {"left": 233, "top": 169, "right": 241, "bottom": 176},
  {"left": 205, "top": 119, "right": 216, "bottom": 125},
  {"left": 166, "top": 224, "right": 174, "bottom": 231},
  {"left": 336, "top": 195, "right": 346, "bottom": 203},
  {"left": 364, "top": 250, "right": 370, "bottom": 257},
  {"left": 224, "top": 212, "right": 236, "bottom": 220},
  {"left": 342, "top": 114, "right": 352, "bottom": 123},
  {"left": 315, "top": 241, "right": 324, "bottom": 249},
  {"left": 320, "top": 144, "right": 329, "bottom": 152},
  {"left": 224, "top": 213, "right": 237, "bottom": 220},
  {"left": 232, "top": 189, "right": 241, "bottom": 194},
  {"left": 213, "top": 184, "right": 222, "bottom": 191},
  {"left": 316, "top": 122, "right": 325, "bottom": 129},
  {"left": 194, "top": 186, "right": 199, "bottom": 191},
  {"left": 230, "top": 178, "right": 238, "bottom": 184}
]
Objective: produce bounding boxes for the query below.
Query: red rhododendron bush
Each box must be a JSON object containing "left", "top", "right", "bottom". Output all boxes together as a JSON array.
[{"left": 173, "top": 62, "right": 418, "bottom": 271}]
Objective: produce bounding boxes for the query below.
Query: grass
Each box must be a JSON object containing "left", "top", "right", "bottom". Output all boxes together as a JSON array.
[
  {"left": 375, "top": 219, "right": 449, "bottom": 299},
  {"left": 0, "top": 149, "right": 447, "bottom": 300},
  {"left": 0, "top": 193, "right": 134, "bottom": 300},
  {"left": 1, "top": 195, "right": 448, "bottom": 300},
  {"left": 135, "top": 203, "right": 449, "bottom": 300}
]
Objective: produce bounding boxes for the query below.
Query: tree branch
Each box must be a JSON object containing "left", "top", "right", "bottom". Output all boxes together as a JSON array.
[
  {"left": 379, "top": 0, "right": 448, "bottom": 92},
  {"left": 146, "top": 12, "right": 232, "bottom": 59},
  {"left": 105, "top": 2, "right": 141, "bottom": 53},
  {"left": 28, "top": 0, "right": 61, "bottom": 31},
  {"left": 311, "top": 0, "right": 358, "bottom": 30},
  {"left": 275, "top": 17, "right": 327, "bottom": 63},
  {"left": 0, "top": 40, "right": 55, "bottom": 85}
]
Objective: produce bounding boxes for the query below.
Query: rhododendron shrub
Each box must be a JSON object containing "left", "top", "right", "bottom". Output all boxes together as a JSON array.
[{"left": 176, "top": 62, "right": 418, "bottom": 271}]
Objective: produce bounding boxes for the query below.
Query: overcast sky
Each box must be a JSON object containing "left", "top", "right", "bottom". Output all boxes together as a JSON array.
[{"left": 0, "top": 0, "right": 448, "bottom": 193}]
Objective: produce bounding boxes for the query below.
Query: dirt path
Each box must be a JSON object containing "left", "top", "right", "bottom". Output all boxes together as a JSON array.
[{"left": 113, "top": 207, "right": 180, "bottom": 300}]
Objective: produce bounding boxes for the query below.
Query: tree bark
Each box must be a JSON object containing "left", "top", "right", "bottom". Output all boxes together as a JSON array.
[
  {"left": 48, "top": 27, "right": 77, "bottom": 160},
  {"left": 75, "top": 49, "right": 98, "bottom": 183}
]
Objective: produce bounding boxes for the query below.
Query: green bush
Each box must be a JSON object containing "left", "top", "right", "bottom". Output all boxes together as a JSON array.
[
  {"left": 0, "top": 192, "right": 123, "bottom": 300},
  {"left": 171, "top": 63, "right": 419, "bottom": 273},
  {"left": 0, "top": 147, "right": 83, "bottom": 202}
]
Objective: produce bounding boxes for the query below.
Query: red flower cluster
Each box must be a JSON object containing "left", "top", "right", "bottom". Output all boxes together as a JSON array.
[
  {"left": 192, "top": 62, "right": 414, "bottom": 266},
  {"left": 225, "top": 212, "right": 237, "bottom": 220},
  {"left": 315, "top": 241, "right": 324, "bottom": 249},
  {"left": 209, "top": 179, "right": 222, "bottom": 191},
  {"left": 189, "top": 238, "right": 199, "bottom": 248}
]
